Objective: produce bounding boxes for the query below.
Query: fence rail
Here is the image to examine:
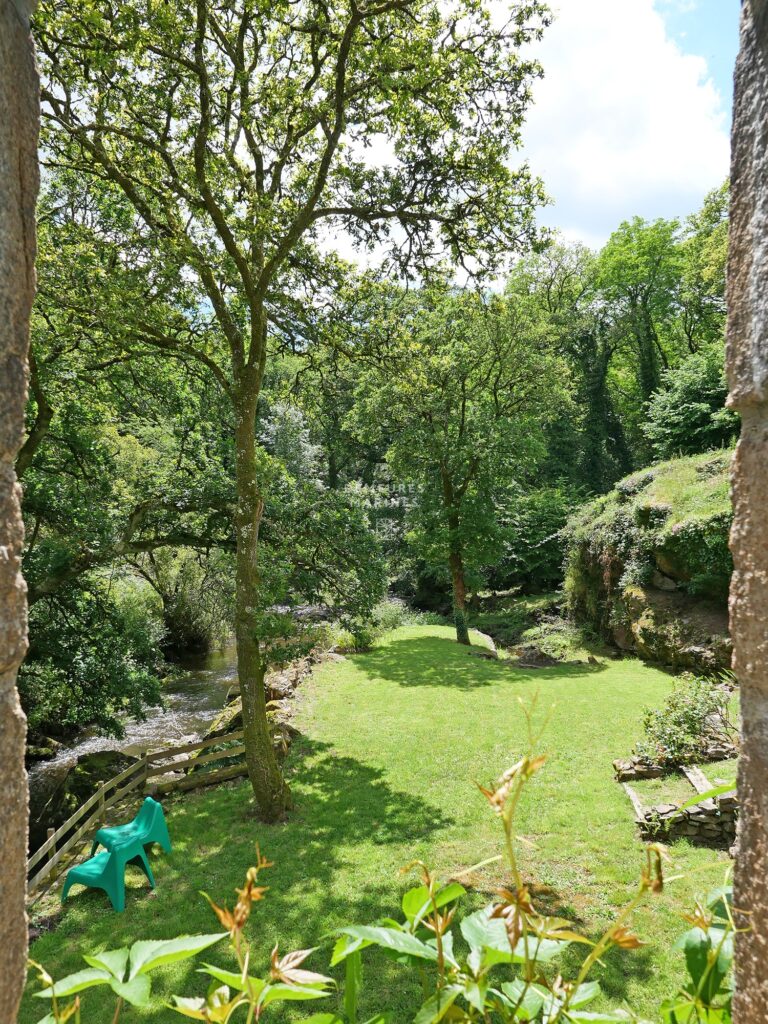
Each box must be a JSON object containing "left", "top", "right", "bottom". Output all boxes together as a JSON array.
[{"left": 27, "top": 729, "right": 246, "bottom": 896}]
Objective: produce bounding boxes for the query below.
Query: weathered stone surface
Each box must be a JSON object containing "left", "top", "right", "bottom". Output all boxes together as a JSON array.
[
  {"left": 727, "top": 2, "right": 768, "bottom": 1015},
  {"left": 618, "top": 586, "right": 732, "bottom": 673},
  {"left": 651, "top": 570, "right": 678, "bottom": 592},
  {"left": 28, "top": 750, "right": 141, "bottom": 852},
  {"left": 613, "top": 757, "right": 666, "bottom": 781},
  {"left": 0, "top": 2, "right": 39, "bottom": 1018},
  {"left": 206, "top": 697, "right": 244, "bottom": 739},
  {"left": 513, "top": 644, "right": 560, "bottom": 668}
]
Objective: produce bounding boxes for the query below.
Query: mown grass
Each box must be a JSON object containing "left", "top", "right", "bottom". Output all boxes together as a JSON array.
[
  {"left": 22, "top": 625, "right": 731, "bottom": 1023},
  {"left": 631, "top": 773, "right": 700, "bottom": 807}
]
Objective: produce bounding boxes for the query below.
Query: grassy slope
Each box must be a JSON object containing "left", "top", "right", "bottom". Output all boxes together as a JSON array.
[
  {"left": 570, "top": 450, "right": 732, "bottom": 540},
  {"left": 22, "top": 625, "right": 730, "bottom": 1022}
]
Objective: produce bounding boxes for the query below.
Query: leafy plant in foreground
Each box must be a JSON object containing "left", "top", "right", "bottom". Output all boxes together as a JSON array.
[
  {"left": 30, "top": 700, "right": 738, "bottom": 1022},
  {"left": 29, "top": 934, "right": 226, "bottom": 1023}
]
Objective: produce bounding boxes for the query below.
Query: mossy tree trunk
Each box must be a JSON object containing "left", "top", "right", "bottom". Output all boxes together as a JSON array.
[
  {"left": 449, "top": 546, "right": 470, "bottom": 646},
  {"left": 233, "top": 369, "right": 292, "bottom": 822},
  {"left": 441, "top": 468, "right": 471, "bottom": 645}
]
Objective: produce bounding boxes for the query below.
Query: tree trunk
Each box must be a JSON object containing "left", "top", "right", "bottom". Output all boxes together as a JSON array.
[
  {"left": 0, "top": 2, "right": 39, "bottom": 1018},
  {"left": 727, "top": 2, "right": 768, "bottom": 1018},
  {"left": 448, "top": 548, "right": 470, "bottom": 645},
  {"left": 233, "top": 381, "right": 292, "bottom": 821},
  {"left": 441, "top": 470, "right": 471, "bottom": 645}
]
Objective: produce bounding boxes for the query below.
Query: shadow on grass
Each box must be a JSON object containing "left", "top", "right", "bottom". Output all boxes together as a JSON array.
[
  {"left": 23, "top": 737, "right": 452, "bottom": 1022},
  {"left": 348, "top": 635, "right": 608, "bottom": 689},
  {"left": 556, "top": 926, "right": 657, "bottom": 1008}
]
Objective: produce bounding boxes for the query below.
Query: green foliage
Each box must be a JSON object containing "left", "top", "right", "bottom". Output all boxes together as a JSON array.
[
  {"left": 19, "top": 580, "right": 165, "bottom": 739},
  {"left": 132, "top": 550, "right": 235, "bottom": 655},
  {"left": 491, "top": 486, "right": 585, "bottom": 592},
  {"left": 30, "top": 696, "right": 736, "bottom": 1023},
  {"left": 30, "top": 933, "right": 226, "bottom": 1020},
  {"left": 351, "top": 284, "right": 567, "bottom": 639},
  {"left": 564, "top": 452, "right": 733, "bottom": 638},
  {"left": 467, "top": 592, "right": 560, "bottom": 649},
  {"left": 312, "top": 600, "right": 439, "bottom": 654},
  {"left": 635, "top": 675, "right": 738, "bottom": 768},
  {"left": 643, "top": 347, "right": 738, "bottom": 461}
]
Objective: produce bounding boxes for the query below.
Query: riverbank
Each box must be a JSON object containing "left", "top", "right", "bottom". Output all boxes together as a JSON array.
[{"left": 27, "top": 645, "right": 238, "bottom": 852}]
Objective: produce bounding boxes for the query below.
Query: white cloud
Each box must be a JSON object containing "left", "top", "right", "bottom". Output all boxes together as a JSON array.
[{"left": 518, "top": 0, "right": 730, "bottom": 248}]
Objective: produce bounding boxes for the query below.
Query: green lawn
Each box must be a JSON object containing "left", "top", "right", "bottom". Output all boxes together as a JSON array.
[{"left": 22, "top": 625, "right": 731, "bottom": 1022}]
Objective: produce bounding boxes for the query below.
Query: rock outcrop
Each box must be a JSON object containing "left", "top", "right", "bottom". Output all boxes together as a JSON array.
[
  {"left": 564, "top": 452, "right": 732, "bottom": 672},
  {"left": 28, "top": 750, "right": 140, "bottom": 852}
]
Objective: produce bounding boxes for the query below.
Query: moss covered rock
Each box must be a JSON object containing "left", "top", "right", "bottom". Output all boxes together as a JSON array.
[{"left": 564, "top": 451, "right": 732, "bottom": 671}]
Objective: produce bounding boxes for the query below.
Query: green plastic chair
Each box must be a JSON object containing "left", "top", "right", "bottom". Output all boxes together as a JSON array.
[
  {"left": 90, "top": 796, "right": 172, "bottom": 857},
  {"left": 62, "top": 836, "right": 155, "bottom": 912}
]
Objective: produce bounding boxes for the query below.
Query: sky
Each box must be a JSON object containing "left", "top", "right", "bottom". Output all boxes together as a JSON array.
[{"left": 522, "top": 0, "right": 741, "bottom": 249}]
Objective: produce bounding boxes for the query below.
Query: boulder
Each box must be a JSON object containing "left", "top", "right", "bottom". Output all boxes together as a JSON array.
[
  {"left": 28, "top": 749, "right": 141, "bottom": 853},
  {"left": 514, "top": 644, "right": 560, "bottom": 668},
  {"left": 205, "top": 698, "right": 243, "bottom": 740},
  {"left": 651, "top": 570, "right": 677, "bottom": 592}
]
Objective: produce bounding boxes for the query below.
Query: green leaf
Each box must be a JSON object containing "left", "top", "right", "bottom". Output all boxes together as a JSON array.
[
  {"left": 402, "top": 885, "right": 430, "bottom": 923},
  {"left": 413, "top": 985, "right": 463, "bottom": 1024},
  {"left": 34, "top": 967, "right": 111, "bottom": 998},
  {"left": 706, "top": 886, "right": 733, "bottom": 922},
  {"left": 345, "top": 949, "right": 362, "bottom": 1024},
  {"left": 198, "top": 963, "right": 266, "bottom": 999},
  {"left": 498, "top": 979, "right": 547, "bottom": 1020},
  {"left": 571, "top": 982, "right": 602, "bottom": 1008},
  {"left": 402, "top": 882, "right": 466, "bottom": 928},
  {"left": 463, "top": 978, "right": 489, "bottom": 1013},
  {"left": 301, "top": 1016, "right": 343, "bottom": 1024},
  {"left": 128, "top": 933, "right": 227, "bottom": 979},
  {"left": 110, "top": 974, "right": 152, "bottom": 1007},
  {"left": 674, "top": 926, "right": 732, "bottom": 1002},
  {"left": 511, "top": 935, "right": 570, "bottom": 964},
  {"left": 337, "top": 926, "right": 438, "bottom": 962},
  {"left": 459, "top": 907, "right": 512, "bottom": 965},
  {"left": 34, "top": 1015, "right": 57, "bottom": 1024},
  {"left": 425, "top": 929, "right": 459, "bottom": 970},
  {"left": 83, "top": 947, "right": 129, "bottom": 980},
  {"left": 258, "top": 982, "right": 332, "bottom": 1008},
  {"left": 660, "top": 997, "right": 696, "bottom": 1024},
  {"left": 331, "top": 932, "right": 368, "bottom": 967}
]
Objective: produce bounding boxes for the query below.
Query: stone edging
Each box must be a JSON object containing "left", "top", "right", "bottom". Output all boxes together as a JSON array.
[{"left": 621, "top": 763, "right": 738, "bottom": 852}]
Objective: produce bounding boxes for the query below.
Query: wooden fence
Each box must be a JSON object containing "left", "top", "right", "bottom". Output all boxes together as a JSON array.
[{"left": 27, "top": 729, "right": 247, "bottom": 897}]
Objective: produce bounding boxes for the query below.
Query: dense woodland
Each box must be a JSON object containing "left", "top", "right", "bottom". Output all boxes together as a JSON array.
[
  {"left": 23, "top": 1, "right": 734, "bottom": 825},
  {"left": 22, "top": 176, "right": 733, "bottom": 737},
  {"left": 14, "top": 4, "right": 755, "bottom": 1023}
]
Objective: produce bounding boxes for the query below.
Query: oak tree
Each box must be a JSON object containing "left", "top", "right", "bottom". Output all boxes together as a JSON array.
[{"left": 37, "top": 0, "right": 550, "bottom": 817}]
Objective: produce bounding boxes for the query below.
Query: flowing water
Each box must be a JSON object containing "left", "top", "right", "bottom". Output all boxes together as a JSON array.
[{"left": 27, "top": 645, "right": 239, "bottom": 844}]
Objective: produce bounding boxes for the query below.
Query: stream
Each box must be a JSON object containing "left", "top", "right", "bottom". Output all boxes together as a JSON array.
[{"left": 27, "top": 644, "right": 238, "bottom": 849}]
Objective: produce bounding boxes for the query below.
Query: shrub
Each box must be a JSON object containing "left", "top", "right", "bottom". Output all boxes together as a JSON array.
[
  {"left": 635, "top": 673, "right": 738, "bottom": 768},
  {"left": 492, "top": 486, "right": 585, "bottom": 593},
  {"left": 19, "top": 577, "right": 165, "bottom": 739}
]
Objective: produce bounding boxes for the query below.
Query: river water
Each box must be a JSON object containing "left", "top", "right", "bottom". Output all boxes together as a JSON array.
[{"left": 27, "top": 644, "right": 238, "bottom": 821}]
